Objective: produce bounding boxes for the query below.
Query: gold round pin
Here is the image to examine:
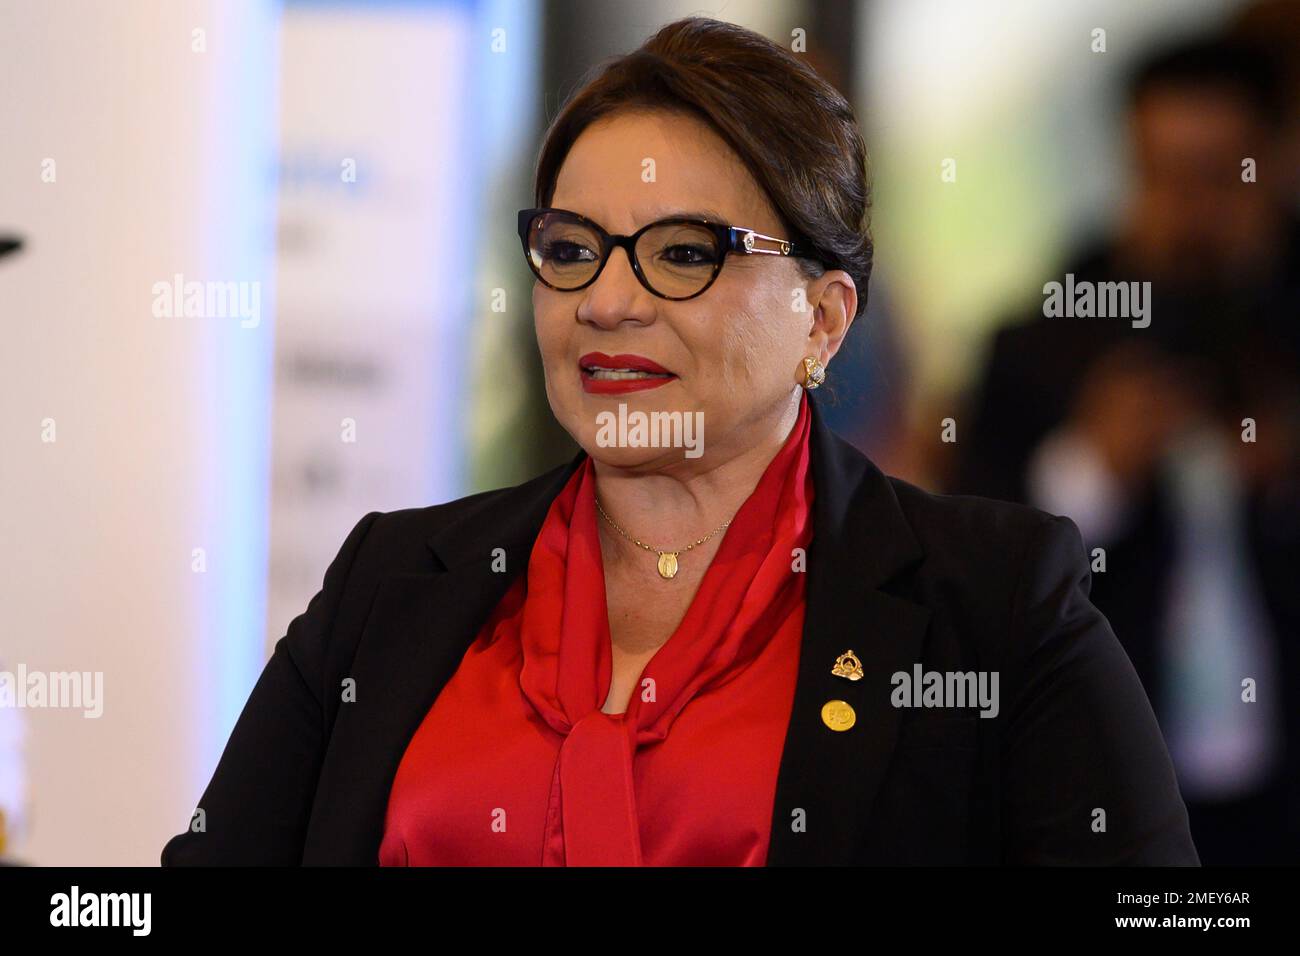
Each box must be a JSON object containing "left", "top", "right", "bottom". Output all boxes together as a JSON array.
[{"left": 820, "top": 699, "right": 856, "bottom": 731}]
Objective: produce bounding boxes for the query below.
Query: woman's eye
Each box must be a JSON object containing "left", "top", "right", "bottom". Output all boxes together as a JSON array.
[
  {"left": 544, "top": 240, "right": 596, "bottom": 262},
  {"left": 660, "top": 244, "right": 715, "bottom": 265}
]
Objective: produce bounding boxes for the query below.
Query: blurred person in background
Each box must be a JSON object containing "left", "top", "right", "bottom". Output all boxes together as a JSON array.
[
  {"left": 1230, "top": 0, "right": 1300, "bottom": 209},
  {"left": 956, "top": 25, "right": 1300, "bottom": 864}
]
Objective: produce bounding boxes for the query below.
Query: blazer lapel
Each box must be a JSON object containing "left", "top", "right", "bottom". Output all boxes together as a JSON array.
[
  {"left": 302, "top": 455, "right": 582, "bottom": 864},
  {"left": 764, "top": 392, "right": 930, "bottom": 865}
]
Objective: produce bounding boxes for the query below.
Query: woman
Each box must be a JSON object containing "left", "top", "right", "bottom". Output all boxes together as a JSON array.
[{"left": 162, "top": 17, "right": 1198, "bottom": 866}]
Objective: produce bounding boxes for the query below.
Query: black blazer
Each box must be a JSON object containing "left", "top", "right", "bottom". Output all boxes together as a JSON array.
[{"left": 161, "top": 392, "right": 1199, "bottom": 865}]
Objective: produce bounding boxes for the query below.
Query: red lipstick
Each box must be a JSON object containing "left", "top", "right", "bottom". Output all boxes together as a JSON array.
[{"left": 578, "top": 352, "right": 677, "bottom": 394}]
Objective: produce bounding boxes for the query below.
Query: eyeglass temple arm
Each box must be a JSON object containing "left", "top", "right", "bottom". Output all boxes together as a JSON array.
[{"left": 729, "top": 227, "right": 810, "bottom": 257}]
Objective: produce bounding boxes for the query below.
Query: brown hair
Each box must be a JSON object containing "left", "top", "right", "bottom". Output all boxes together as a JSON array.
[{"left": 532, "top": 16, "right": 873, "bottom": 319}]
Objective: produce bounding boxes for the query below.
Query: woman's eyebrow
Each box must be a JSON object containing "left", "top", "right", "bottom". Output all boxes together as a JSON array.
[{"left": 645, "top": 208, "right": 730, "bottom": 224}]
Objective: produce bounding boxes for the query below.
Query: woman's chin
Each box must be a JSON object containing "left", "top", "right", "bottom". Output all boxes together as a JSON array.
[
  {"left": 580, "top": 442, "right": 693, "bottom": 472},
  {"left": 551, "top": 390, "right": 710, "bottom": 469}
]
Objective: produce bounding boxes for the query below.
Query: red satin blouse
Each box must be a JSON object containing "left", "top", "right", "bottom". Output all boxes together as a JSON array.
[{"left": 379, "top": 393, "right": 814, "bottom": 865}]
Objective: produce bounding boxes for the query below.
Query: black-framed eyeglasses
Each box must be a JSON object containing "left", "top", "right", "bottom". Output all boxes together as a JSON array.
[{"left": 517, "top": 207, "right": 818, "bottom": 301}]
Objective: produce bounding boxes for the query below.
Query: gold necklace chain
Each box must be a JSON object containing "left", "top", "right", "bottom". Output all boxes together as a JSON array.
[{"left": 593, "top": 496, "right": 733, "bottom": 580}]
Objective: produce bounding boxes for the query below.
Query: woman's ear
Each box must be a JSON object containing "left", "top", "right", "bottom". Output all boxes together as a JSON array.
[{"left": 805, "top": 270, "right": 857, "bottom": 364}]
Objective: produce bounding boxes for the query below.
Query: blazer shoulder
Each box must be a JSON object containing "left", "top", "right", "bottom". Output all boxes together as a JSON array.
[
  {"left": 880, "top": 474, "right": 1090, "bottom": 637},
  {"left": 342, "top": 459, "right": 577, "bottom": 576},
  {"left": 886, "top": 473, "right": 1072, "bottom": 559}
]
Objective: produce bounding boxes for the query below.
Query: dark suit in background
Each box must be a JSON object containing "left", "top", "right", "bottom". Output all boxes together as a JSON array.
[
  {"left": 954, "top": 29, "right": 1300, "bottom": 864},
  {"left": 955, "top": 229, "right": 1300, "bottom": 863}
]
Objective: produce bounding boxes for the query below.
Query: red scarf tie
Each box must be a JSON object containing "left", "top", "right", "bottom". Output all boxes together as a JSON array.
[{"left": 519, "top": 393, "right": 813, "bottom": 865}]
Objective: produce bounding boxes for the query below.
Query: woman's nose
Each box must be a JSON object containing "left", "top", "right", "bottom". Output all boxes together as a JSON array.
[{"left": 575, "top": 245, "right": 657, "bottom": 329}]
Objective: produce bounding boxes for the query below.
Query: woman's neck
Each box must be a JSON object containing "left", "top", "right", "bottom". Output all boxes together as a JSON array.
[{"left": 590, "top": 390, "right": 803, "bottom": 573}]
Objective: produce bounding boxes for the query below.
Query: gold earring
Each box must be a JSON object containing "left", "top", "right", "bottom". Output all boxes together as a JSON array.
[{"left": 801, "top": 356, "right": 826, "bottom": 390}]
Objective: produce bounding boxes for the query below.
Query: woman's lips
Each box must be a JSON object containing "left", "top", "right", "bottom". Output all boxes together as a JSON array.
[
  {"left": 578, "top": 352, "right": 677, "bottom": 394},
  {"left": 581, "top": 371, "right": 674, "bottom": 394}
]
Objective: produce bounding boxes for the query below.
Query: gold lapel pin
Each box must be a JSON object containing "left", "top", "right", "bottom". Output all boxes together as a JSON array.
[
  {"left": 831, "top": 649, "right": 864, "bottom": 681},
  {"left": 820, "top": 699, "right": 856, "bottom": 732}
]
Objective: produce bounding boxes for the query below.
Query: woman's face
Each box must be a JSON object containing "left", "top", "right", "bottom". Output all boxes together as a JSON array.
[{"left": 532, "top": 108, "right": 853, "bottom": 472}]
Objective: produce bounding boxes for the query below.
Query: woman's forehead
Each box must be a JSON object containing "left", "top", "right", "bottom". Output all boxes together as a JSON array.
[{"left": 551, "top": 112, "right": 778, "bottom": 233}]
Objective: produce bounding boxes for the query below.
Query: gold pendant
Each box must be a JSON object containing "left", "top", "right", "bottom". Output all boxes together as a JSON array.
[{"left": 656, "top": 551, "right": 679, "bottom": 579}]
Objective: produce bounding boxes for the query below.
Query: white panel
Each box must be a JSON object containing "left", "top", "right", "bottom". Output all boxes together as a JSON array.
[{"left": 0, "top": 0, "right": 278, "bottom": 864}]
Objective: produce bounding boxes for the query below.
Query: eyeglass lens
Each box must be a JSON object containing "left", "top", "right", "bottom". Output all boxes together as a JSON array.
[{"left": 526, "top": 211, "right": 722, "bottom": 298}]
